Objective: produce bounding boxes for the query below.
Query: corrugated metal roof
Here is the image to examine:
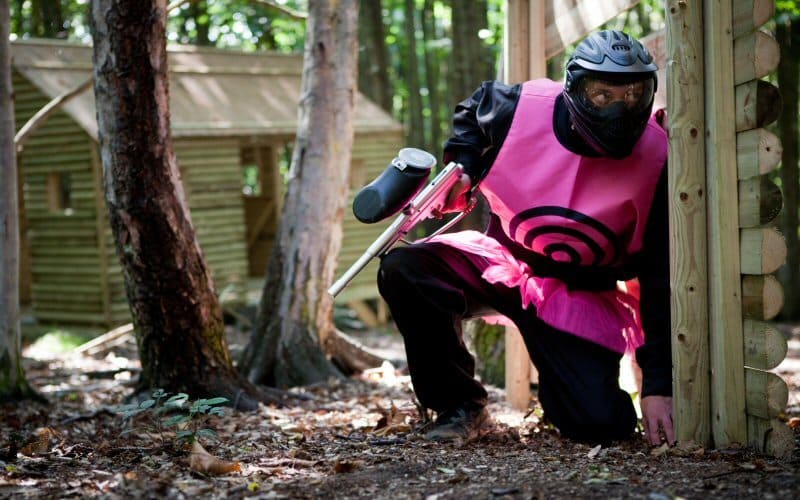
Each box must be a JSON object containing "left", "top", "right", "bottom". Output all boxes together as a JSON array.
[{"left": 11, "top": 38, "right": 402, "bottom": 139}]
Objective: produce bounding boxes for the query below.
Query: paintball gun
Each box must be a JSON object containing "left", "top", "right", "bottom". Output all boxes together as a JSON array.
[{"left": 328, "top": 148, "right": 474, "bottom": 297}]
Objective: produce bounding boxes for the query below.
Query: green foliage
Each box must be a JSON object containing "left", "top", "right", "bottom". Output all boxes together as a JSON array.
[
  {"left": 27, "top": 330, "right": 93, "bottom": 354},
  {"left": 117, "top": 389, "right": 229, "bottom": 445}
]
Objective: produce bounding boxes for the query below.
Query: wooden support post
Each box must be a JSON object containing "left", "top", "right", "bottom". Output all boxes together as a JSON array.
[
  {"left": 738, "top": 176, "right": 783, "bottom": 228},
  {"left": 745, "top": 368, "right": 789, "bottom": 419},
  {"left": 704, "top": 0, "right": 747, "bottom": 447},
  {"left": 739, "top": 227, "right": 787, "bottom": 275},
  {"left": 666, "top": 0, "right": 711, "bottom": 446},
  {"left": 743, "top": 319, "right": 788, "bottom": 370},
  {"left": 733, "top": 0, "right": 776, "bottom": 38},
  {"left": 741, "top": 274, "right": 784, "bottom": 320},
  {"left": 733, "top": 30, "right": 780, "bottom": 85},
  {"left": 734, "top": 80, "right": 782, "bottom": 132},
  {"left": 736, "top": 128, "right": 782, "bottom": 179}
]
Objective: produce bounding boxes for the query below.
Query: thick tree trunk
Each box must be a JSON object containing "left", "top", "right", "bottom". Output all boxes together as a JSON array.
[
  {"left": 89, "top": 0, "right": 270, "bottom": 408},
  {"left": 0, "top": 0, "right": 38, "bottom": 402},
  {"left": 358, "top": 0, "right": 392, "bottom": 113},
  {"left": 776, "top": 16, "right": 800, "bottom": 320},
  {"left": 239, "top": 0, "right": 359, "bottom": 388}
]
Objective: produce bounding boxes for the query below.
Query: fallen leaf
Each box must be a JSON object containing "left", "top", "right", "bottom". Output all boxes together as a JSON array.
[
  {"left": 650, "top": 443, "right": 670, "bottom": 457},
  {"left": 332, "top": 457, "right": 365, "bottom": 473},
  {"left": 788, "top": 417, "right": 800, "bottom": 429},
  {"left": 188, "top": 441, "right": 241, "bottom": 475},
  {"left": 20, "top": 427, "right": 58, "bottom": 456},
  {"left": 587, "top": 444, "right": 602, "bottom": 459}
]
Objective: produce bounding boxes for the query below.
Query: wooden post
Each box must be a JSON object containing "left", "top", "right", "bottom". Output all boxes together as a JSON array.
[
  {"left": 704, "top": 0, "right": 747, "bottom": 447},
  {"left": 666, "top": 0, "right": 711, "bottom": 446},
  {"left": 502, "top": 0, "right": 536, "bottom": 411}
]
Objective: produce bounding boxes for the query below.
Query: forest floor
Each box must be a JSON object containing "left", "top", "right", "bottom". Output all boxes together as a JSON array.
[{"left": 1, "top": 319, "right": 800, "bottom": 499}]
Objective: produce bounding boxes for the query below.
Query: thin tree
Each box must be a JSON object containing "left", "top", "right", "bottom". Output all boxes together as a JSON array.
[
  {"left": 89, "top": 0, "right": 271, "bottom": 407},
  {"left": 777, "top": 13, "right": 800, "bottom": 320},
  {"left": 0, "top": 0, "right": 38, "bottom": 402},
  {"left": 239, "top": 0, "right": 359, "bottom": 388},
  {"left": 358, "top": 0, "right": 392, "bottom": 113}
]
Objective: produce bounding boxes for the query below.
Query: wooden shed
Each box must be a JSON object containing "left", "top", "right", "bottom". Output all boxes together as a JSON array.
[{"left": 11, "top": 38, "right": 403, "bottom": 329}]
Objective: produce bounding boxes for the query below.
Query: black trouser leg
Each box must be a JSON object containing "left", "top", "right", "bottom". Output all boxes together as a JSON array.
[
  {"left": 379, "top": 242, "right": 637, "bottom": 442},
  {"left": 378, "top": 243, "right": 499, "bottom": 412},
  {"left": 513, "top": 316, "right": 638, "bottom": 443}
]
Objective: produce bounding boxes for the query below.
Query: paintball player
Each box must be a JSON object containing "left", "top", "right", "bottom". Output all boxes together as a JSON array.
[{"left": 378, "top": 30, "right": 673, "bottom": 446}]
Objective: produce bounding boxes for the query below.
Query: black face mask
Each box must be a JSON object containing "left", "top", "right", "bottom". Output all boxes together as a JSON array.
[{"left": 593, "top": 102, "right": 643, "bottom": 157}]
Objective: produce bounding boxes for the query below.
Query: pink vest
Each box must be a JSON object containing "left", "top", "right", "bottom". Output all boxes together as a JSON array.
[{"left": 429, "top": 79, "right": 667, "bottom": 354}]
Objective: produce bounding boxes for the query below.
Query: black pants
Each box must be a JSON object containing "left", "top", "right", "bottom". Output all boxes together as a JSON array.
[{"left": 377, "top": 242, "right": 637, "bottom": 443}]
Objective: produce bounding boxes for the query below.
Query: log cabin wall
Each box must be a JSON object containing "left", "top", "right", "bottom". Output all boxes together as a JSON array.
[{"left": 12, "top": 39, "right": 403, "bottom": 330}]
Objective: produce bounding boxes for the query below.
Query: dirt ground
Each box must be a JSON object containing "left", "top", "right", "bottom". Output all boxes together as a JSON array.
[{"left": 1, "top": 320, "right": 799, "bottom": 499}]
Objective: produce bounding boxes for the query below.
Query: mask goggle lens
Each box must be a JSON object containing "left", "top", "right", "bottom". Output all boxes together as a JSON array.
[{"left": 580, "top": 77, "right": 654, "bottom": 111}]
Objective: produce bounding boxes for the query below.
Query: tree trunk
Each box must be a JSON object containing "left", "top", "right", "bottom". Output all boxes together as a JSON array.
[
  {"left": 449, "top": 0, "right": 494, "bottom": 231},
  {"left": 239, "top": 0, "right": 359, "bottom": 388},
  {"left": 421, "top": 0, "right": 442, "bottom": 160},
  {"left": 450, "top": 0, "right": 493, "bottom": 111},
  {"left": 0, "top": 0, "right": 38, "bottom": 402},
  {"left": 403, "top": 0, "right": 424, "bottom": 148},
  {"left": 776, "top": 15, "right": 800, "bottom": 320},
  {"left": 358, "top": 0, "right": 392, "bottom": 113},
  {"left": 89, "top": 0, "right": 270, "bottom": 409}
]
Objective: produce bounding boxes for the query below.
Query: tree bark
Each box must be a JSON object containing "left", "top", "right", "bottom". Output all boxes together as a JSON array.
[
  {"left": 358, "top": 0, "right": 392, "bottom": 113},
  {"left": 776, "top": 15, "right": 800, "bottom": 320},
  {"left": 89, "top": 0, "right": 271, "bottom": 409},
  {"left": 239, "top": 0, "right": 359, "bottom": 388},
  {"left": 0, "top": 0, "right": 38, "bottom": 402},
  {"left": 402, "top": 0, "right": 424, "bottom": 148},
  {"left": 421, "top": 0, "right": 442, "bottom": 159}
]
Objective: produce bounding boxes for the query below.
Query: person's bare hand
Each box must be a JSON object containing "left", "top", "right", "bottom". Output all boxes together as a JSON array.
[
  {"left": 434, "top": 172, "right": 472, "bottom": 216},
  {"left": 641, "top": 395, "right": 675, "bottom": 446}
]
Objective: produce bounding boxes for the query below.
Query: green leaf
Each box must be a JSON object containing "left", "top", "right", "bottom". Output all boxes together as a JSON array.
[
  {"left": 166, "top": 393, "right": 189, "bottom": 405},
  {"left": 202, "top": 397, "right": 229, "bottom": 406},
  {"left": 139, "top": 399, "right": 156, "bottom": 410},
  {"left": 196, "top": 428, "right": 217, "bottom": 439},
  {"left": 208, "top": 407, "right": 226, "bottom": 417},
  {"left": 151, "top": 389, "right": 166, "bottom": 399},
  {"left": 163, "top": 415, "right": 191, "bottom": 427}
]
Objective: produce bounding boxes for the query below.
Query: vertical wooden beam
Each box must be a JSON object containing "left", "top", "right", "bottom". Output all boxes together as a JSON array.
[
  {"left": 503, "top": 0, "right": 533, "bottom": 410},
  {"left": 504, "top": 0, "right": 530, "bottom": 84},
  {"left": 703, "top": 0, "right": 747, "bottom": 447},
  {"left": 666, "top": 0, "right": 711, "bottom": 446}
]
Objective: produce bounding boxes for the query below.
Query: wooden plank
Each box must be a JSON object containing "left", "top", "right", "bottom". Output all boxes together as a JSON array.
[
  {"left": 733, "top": 0, "right": 776, "bottom": 39},
  {"left": 745, "top": 367, "right": 788, "bottom": 419},
  {"left": 733, "top": 30, "right": 780, "bottom": 85},
  {"left": 738, "top": 176, "right": 783, "bottom": 228},
  {"left": 743, "top": 319, "right": 788, "bottom": 370},
  {"left": 742, "top": 274, "right": 784, "bottom": 321},
  {"left": 737, "top": 128, "right": 782, "bottom": 179},
  {"left": 544, "top": 0, "right": 640, "bottom": 58},
  {"left": 739, "top": 227, "right": 787, "bottom": 275},
  {"left": 666, "top": 0, "right": 711, "bottom": 447},
  {"left": 747, "top": 416, "right": 794, "bottom": 458},
  {"left": 704, "top": 0, "right": 747, "bottom": 447}
]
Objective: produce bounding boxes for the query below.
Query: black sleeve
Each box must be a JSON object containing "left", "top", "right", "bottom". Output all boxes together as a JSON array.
[
  {"left": 635, "top": 166, "right": 672, "bottom": 398},
  {"left": 443, "top": 80, "right": 521, "bottom": 184}
]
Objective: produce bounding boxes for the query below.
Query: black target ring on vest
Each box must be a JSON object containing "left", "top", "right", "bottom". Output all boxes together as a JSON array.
[{"left": 508, "top": 206, "right": 623, "bottom": 266}]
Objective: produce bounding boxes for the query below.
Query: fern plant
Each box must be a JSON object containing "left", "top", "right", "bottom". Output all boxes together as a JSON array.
[{"left": 117, "top": 389, "right": 229, "bottom": 445}]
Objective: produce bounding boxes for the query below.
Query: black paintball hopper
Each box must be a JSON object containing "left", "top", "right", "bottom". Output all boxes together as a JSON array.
[{"left": 352, "top": 147, "right": 436, "bottom": 223}]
